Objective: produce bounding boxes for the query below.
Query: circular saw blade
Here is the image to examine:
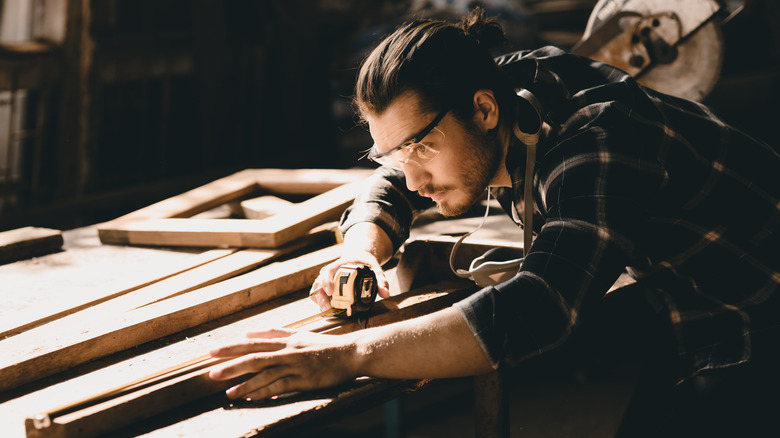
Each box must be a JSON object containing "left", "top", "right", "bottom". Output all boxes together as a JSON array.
[
  {"left": 636, "top": 20, "right": 723, "bottom": 101},
  {"left": 579, "top": 0, "right": 724, "bottom": 101}
]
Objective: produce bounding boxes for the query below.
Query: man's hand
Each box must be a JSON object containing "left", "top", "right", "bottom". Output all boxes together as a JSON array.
[
  {"left": 208, "top": 329, "right": 359, "bottom": 401},
  {"left": 309, "top": 250, "right": 390, "bottom": 311},
  {"left": 208, "top": 308, "right": 494, "bottom": 401},
  {"left": 309, "top": 222, "right": 395, "bottom": 311}
]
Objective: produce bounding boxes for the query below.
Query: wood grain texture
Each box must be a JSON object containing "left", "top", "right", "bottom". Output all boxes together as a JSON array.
[
  {"left": 0, "top": 248, "right": 236, "bottom": 339},
  {"left": 107, "top": 169, "right": 261, "bottom": 223},
  {"left": 98, "top": 169, "right": 372, "bottom": 248},
  {"left": 25, "top": 357, "right": 241, "bottom": 438},
  {"left": 239, "top": 196, "right": 294, "bottom": 219},
  {"left": 24, "top": 279, "right": 476, "bottom": 438},
  {"left": 107, "top": 181, "right": 360, "bottom": 248},
  {"left": 1, "top": 224, "right": 330, "bottom": 339},
  {"left": 0, "top": 245, "right": 343, "bottom": 392},
  {"left": 3, "top": 248, "right": 289, "bottom": 341},
  {"left": 251, "top": 168, "right": 373, "bottom": 195},
  {"left": 0, "top": 227, "right": 63, "bottom": 265}
]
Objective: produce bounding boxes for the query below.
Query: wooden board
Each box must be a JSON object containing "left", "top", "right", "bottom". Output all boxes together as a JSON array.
[
  {"left": 98, "top": 168, "right": 373, "bottom": 248},
  {"left": 239, "top": 196, "right": 294, "bottom": 220},
  {"left": 25, "top": 356, "right": 243, "bottom": 438},
  {"left": 0, "top": 245, "right": 343, "bottom": 392},
  {"left": 106, "top": 180, "right": 361, "bottom": 248},
  {"left": 0, "top": 224, "right": 334, "bottom": 339},
  {"left": 0, "top": 227, "right": 63, "bottom": 265},
  {"left": 0, "top": 248, "right": 237, "bottom": 338},
  {"left": 24, "top": 280, "right": 477, "bottom": 438}
]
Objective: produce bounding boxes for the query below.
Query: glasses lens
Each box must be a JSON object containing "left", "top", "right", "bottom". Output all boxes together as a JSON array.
[
  {"left": 408, "top": 142, "right": 439, "bottom": 165},
  {"left": 375, "top": 142, "right": 440, "bottom": 169},
  {"left": 368, "top": 114, "right": 447, "bottom": 169}
]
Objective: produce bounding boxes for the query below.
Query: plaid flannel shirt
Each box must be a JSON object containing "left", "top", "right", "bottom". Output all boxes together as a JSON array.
[{"left": 340, "top": 46, "right": 780, "bottom": 379}]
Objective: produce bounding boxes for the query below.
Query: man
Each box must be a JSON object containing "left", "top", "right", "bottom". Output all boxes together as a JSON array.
[{"left": 210, "top": 9, "right": 780, "bottom": 436}]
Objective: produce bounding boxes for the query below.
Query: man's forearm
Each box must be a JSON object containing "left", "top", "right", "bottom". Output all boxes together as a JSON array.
[
  {"left": 208, "top": 307, "right": 494, "bottom": 401},
  {"left": 342, "top": 221, "right": 395, "bottom": 265},
  {"left": 348, "top": 307, "right": 494, "bottom": 379},
  {"left": 340, "top": 224, "right": 493, "bottom": 378}
]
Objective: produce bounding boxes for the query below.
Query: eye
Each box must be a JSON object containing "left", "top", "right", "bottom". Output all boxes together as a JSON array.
[
  {"left": 413, "top": 143, "right": 437, "bottom": 159},
  {"left": 413, "top": 143, "right": 429, "bottom": 153}
]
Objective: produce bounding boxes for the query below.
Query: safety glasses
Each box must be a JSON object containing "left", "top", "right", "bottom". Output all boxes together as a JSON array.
[{"left": 367, "top": 108, "right": 449, "bottom": 169}]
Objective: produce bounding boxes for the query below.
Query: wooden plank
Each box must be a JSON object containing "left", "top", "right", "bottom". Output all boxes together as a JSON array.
[
  {"left": 393, "top": 234, "right": 524, "bottom": 293},
  {"left": 24, "top": 280, "right": 477, "bottom": 438},
  {"left": 0, "top": 227, "right": 63, "bottom": 265},
  {"left": 27, "top": 366, "right": 416, "bottom": 438},
  {"left": 25, "top": 356, "right": 241, "bottom": 438},
  {"left": 239, "top": 196, "right": 294, "bottom": 219},
  {"left": 1, "top": 220, "right": 332, "bottom": 339},
  {"left": 0, "top": 245, "right": 343, "bottom": 392},
  {"left": 102, "top": 168, "right": 372, "bottom": 224},
  {"left": 93, "top": 225, "right": 334, "bottom": 313},
  {"left": 253, "top": 180, "right": 363, "bottom": 247},
  {"left": 100, "top": 169, "right": 261, "bottom": 225},
  {"left": 102, "top": 179, "right": 363, "bottom": 248},
  {"left": 252, "top": 168, "right": 373, "bottom": 195},
  {"left": 305, "top": 280, "right": 476, "bottom": 335},
  {"left": 0, "top": 248, "right": 236, "bottom": 338}
]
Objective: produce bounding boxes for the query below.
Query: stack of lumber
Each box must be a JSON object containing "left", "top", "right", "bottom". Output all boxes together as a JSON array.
[
  {"left": 21, "top": 279, "right": 476, "bottom": 438},
  {"left": 0, "top": 168, "right": 482, "bottom": 438}
]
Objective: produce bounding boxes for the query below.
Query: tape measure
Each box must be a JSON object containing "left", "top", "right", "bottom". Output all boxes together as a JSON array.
[
  {"left": 331, "top": 263, "right": 378, "bottom": 317},
  {"left": 286, "top": 263, "right": 378, "bottom": 330}
]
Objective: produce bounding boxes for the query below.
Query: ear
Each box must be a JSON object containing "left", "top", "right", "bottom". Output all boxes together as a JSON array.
[{"left": 472, "top": 89, "right": 500, "bottom": 132}]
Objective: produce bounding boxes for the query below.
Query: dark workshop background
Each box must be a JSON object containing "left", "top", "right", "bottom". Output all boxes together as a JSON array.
[{"left": 0, "top": 0, "right": 778, "bottom": 232}]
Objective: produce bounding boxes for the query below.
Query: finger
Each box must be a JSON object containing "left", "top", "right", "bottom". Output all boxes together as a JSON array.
[
  {"left": 317, "top": 263, "right": 339, "bottom": 296},
  {"left": 209, "top": 354, "right": 273, "bottom": 381},
  {"left": 309, "top": 289, "right": 332, "bottom": 312},
  {"left": 245, "top": 328, "right": 294, "bottom": 339},
  {"left": 241, "top": 377, "right": 296, "bottom": 401},
  {"left": 309, "top": 276, "right": 328, "bottom": 297},
  {"left": 372, "top": 269, "right": 391, "bottom": 298},
  {"left": 225, "top": 366, "right": 294, "bottom": 400},
  {"left": 209, "top": 340, "right": 286, "bottom": 359}
]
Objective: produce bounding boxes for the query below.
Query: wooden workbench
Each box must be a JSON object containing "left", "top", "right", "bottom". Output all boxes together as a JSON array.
[{"left": 0, "top": 207, "right": 517, "bottom": 438}]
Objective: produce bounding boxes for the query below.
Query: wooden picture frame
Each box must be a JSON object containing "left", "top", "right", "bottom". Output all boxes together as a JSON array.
[{"left": 98, "top": 168, "right": 374, "bottom": 248}]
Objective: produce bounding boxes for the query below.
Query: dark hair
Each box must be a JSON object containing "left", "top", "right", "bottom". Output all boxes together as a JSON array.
[{"left": 354, "top": 7, "right": 513, "bottom": 124}]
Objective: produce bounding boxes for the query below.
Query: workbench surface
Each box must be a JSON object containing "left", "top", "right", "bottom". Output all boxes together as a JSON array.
[{"left": 0, "top": 211, "right": 509, "bottom": 437}]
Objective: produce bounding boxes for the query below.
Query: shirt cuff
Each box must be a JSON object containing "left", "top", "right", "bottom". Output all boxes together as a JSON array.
[{"left": 454, "top": 286, "right": 503, "bottom": 370}]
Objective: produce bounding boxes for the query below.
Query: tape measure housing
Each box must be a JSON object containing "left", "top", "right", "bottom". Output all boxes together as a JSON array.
[{"left": 331, "top": 263, "right": 378, "bottom": 317}]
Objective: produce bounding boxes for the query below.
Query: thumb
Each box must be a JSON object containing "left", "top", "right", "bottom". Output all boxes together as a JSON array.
[{"left": 372, "top": 268, "right": 391, "bottom": 299}]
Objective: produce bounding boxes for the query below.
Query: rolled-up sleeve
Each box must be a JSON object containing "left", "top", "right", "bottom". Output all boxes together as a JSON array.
[
  {"left": 454, "top": 220, "right": 632, "bottom": 369},
  {"left": 454, "top": 271, "right": 574, "bottom": 368},
  {"left": 339, "top": 167, "right": 435, "bottom": 252},
  {"left": 454, "top": 122, "right": 652, "bottom": 368}
]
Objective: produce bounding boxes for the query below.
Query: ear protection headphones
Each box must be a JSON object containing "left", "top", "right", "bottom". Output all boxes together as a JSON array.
[{"left": 449, "top": 88, "right": 544, "bottom": 287}]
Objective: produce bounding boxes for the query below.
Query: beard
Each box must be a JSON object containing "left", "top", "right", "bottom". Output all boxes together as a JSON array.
[{"left": 427, "top": 122, "right": 502, "bottom": 217}]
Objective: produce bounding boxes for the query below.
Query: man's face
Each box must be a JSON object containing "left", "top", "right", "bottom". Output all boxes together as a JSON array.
[{"left": 366, "top": 92, "right": 502, "bottom": 217}]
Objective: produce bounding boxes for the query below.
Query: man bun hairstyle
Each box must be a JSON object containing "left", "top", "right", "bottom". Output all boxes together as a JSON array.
[
  {"left": 460, "top": 7, "right": 507, "bottom": 51},
  {"left": 355, "top": 7, "right": 513, "bottom": 125}
]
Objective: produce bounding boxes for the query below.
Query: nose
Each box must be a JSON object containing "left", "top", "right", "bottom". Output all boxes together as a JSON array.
[{"left": 402, "top": 162, "right": 430, "bottom": 192}]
